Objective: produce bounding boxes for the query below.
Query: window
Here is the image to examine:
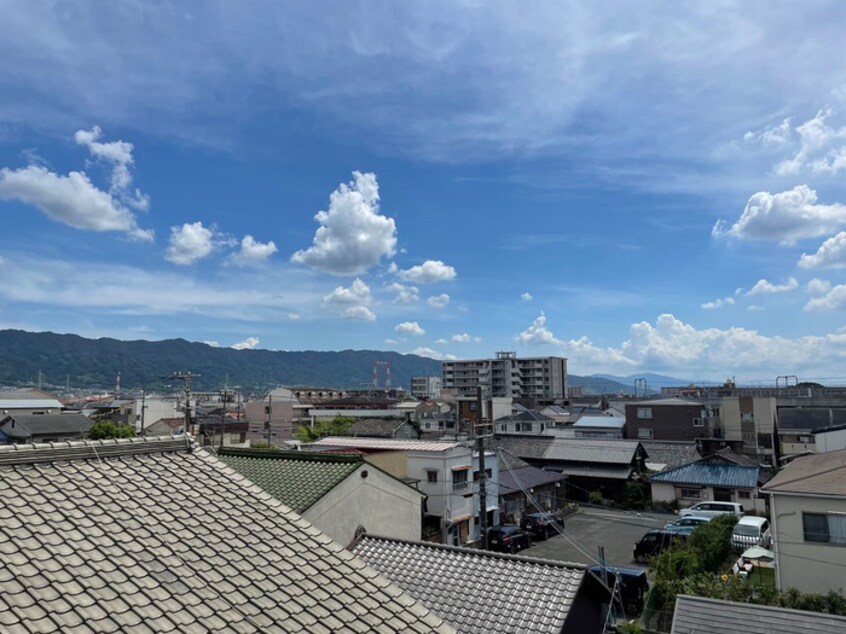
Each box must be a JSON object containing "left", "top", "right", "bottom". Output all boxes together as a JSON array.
[
  {"left": 638, "top": 428, "right": 653, "bottom": 439},
  {"left": 692, "top": 417, "right": 704, "bottom": 427},
  {"left": 453, "top": 469, "right": 469, "bottom": 492},
  {"left": 737, "top": 490, "right": 751, "bottom": 499},
  {"left": 741, "top": 412, "right": 754, "bottom": 423},
  {"left": 500, "top": 423, "right": 507, "bottom": 432},
  {"left": 426, "top": 470, "right": 438, "bottom": 484},
  {"left": 637, "top": 407, "right": 653, "bottom": 419},
  {"left": 803, "top": 513, "right": 846, "bottom": 545},
  {"left": 680, "top": 488, "right": 701, "bottom": 499}
]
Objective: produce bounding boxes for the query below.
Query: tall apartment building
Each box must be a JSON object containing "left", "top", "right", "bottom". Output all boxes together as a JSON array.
[
  {"left": 441, "top": 352, "right": 568, "bottom": 403},
  {"left": 410, "top": 376, "right": 441, "bottom": 399}
]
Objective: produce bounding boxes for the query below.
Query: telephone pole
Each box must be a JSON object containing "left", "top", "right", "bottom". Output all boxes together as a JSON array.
[
  {"left": 476, "top": 386, "right": 490, "bottom": 549},
  {"left": 265, "top": 394, "right": 273, "bottom": 446},
  {"left": 163, "top": 371, "right": 199, "bottom": 436}
]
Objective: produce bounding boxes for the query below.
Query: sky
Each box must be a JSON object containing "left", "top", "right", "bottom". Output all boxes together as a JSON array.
[{"left": 2, "top": 2, "right": 846, "bottom": 384}]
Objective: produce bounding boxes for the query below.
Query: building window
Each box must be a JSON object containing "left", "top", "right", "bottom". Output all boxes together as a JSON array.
[
  {"left": 500, "top": 423, "right": 507, "bottom": 432},
  {"left": 741, "top": 412, "right": 754, "bottom": 423},
  {"left": 637, "top": 407, "right": 652, "bottom": 419},
  {"left": 692, "top": 417, "right": 704, "bottom": 427},
  {"left": 680, "top": 488, "right": 701, "bottom": 499},
  {"left": 637, "top": 428, "right": 653, "bottom": 439},
  {"left": 737, "top": 490, "right": 751, "bottom": 499},
  {"left": 803, "top": 513, "right": 846, "bottom": 545},
  {"left": 426, "top": 470, "right": 438, "bottom": 484},
  {"left": 453, "top": 469, "right": 469, "bottom": 492}
]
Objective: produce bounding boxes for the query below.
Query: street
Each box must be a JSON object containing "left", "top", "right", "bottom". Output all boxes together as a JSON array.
[{"left": 523, "top": 507, "right": 671, "bottom": 569}]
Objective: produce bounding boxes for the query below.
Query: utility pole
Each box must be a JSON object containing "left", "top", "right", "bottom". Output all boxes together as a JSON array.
[
  {"left": 476, "top": 385, "right": 489, "bottom": 549},
  {"left": 164, "top": 371, "right": 199, "bottom": 436},
  {"left": 140, "top": 389, "right": 147, "bottom": 436},
  {"left": 265, "top": 394, "right": 273, "bottom": 446}
]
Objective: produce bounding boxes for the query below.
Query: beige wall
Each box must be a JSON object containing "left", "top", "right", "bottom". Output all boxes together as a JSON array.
[
  {"left": 305, "top": 464, "right": 423, "bottom": 546},
  {"left": 771, "top": 493, "right": 846, "bottom": 596},
  {"left": 651, "top": 482, "right": 677, "bottom": 503},
  {"left": 651, "top": 482, "right": 766, "bottom": 513},
  {"left": 363, "top": 451, "right": 408, "bottom": 479}
]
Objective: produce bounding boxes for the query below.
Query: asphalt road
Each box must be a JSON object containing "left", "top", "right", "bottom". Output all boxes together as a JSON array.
[{"left": 522, "top": 507, "right": 671, "bottom": 569}]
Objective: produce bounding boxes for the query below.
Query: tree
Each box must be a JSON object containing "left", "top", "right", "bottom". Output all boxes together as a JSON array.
[
  {"left": 297, "top": 416, "right": 357, "bottom": 442},
  {"left": 89, "top": 420, "right": 137, "bottom": 440}
]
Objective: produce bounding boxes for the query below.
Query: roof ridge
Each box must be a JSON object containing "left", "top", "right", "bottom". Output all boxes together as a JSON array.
[
  {"left": 218, "top": 447, "right": 363, "bottom": 463},
  {"left": 0, "top": 435, "right": 194, "bottom": 465}
]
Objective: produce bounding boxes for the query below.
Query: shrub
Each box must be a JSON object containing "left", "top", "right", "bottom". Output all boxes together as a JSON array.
[{"left": 588, "top": 490, "right": 604, "bottom": 505}]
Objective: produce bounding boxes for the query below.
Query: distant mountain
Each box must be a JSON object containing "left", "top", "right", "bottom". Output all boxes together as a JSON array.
[
  {"left": 568, "top": 375, "right": 631, "bottom": 396},
  {"left": 0, "top": 330, "right": 442, "bottom": 392},
  {"left": 592, "top": 373, "right": 725, "bottom": 392}
]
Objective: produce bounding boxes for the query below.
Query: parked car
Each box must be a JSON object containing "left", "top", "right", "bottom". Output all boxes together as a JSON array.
[
  {"left": 520, "top": 512, "right": 563, "bottom": 540},
  {"left": 678, "top": 501, "right": 744, "bottom": 519},
  {"left": 487, "top": 525, "right": 532, "bottom": 553},
  {"left": 731, "top": 516, "right": 771, "bottom": 551},
  {"left": 589, "top": 565, "right": 649, "bottom": 616},
  {"left": 663, "top": 515, "right": 712, "bottom": 530},
  {"left": 633, "top": 529, "right": 687, "bottom": 562}
]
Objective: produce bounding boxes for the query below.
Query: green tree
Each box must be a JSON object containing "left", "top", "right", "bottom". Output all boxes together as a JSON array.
[
  {"left": 297, "top": 416, "right": 357, "bottom": 442},
  {"left": 89, "top": 420, "right": 137, "bottom": 440}
]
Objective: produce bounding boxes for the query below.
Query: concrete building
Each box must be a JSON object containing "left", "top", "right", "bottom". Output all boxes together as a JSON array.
[
  {"left": 625, "top": 398, "right": 714, "bottom": 442},
  {"left": 0, "top": 388, "right": 63, "bottom": 416},
  {"left": 411, "top": 376, "right": 441, "bottom": 400},
  {"left": 720, "top": 396, "right": 777, "bottom": 456}
]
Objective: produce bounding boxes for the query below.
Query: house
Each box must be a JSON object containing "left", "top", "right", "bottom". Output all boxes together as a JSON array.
[
  {"left": 217, "top": 447, "right": 425, "bottom": 545},
  {"left": 640, "top": 440, "right": 701, "bottom": 472},
  {"left": 351, "top": 534, "right": 610, "bottom": 634},
  {"left": 142, "top": 416, "right": 184, "bottom": 436},
  {"left": 0, "top": 436, "right": 453, "bottom": 632},
  {"left": 813, "top": 423, "right": 846, "bottom": 452},
  {"left": 777, "top": 406, "right": 846, "bottom": 456},
  {"left": 495, "top": 409, "right": 553, "bottom": 435},
  {"left": 498, "top": 462, "right": 567, "bottom": 522},
  {"left": 0, "top": 388, "right": 63, "bottom": 416},
  {"left": 572, "top": 414, "right": 626, "bottom": 439},
  {"left": 0, "top": 412, "right": 93, "bottom": 444},
  {"left": 671, "top": 594, "right": 846, "bottom": 634},
  {"left": 625, "top": 398, "right": 713, "bottom": 441},
  {"left": 761, "top": 448, "right": 846, "bottom": 596},
  {"left": 346, "top": 417, "right": 418, "bottom": 438},
  {"left": 649, "top": 449, "right": 768, "bottom": 513},
  {"left": 307, "top": 436, "right": 499, "bottom": 546}
]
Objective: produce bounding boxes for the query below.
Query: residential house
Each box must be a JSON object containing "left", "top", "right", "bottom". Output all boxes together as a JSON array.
[
  {"left": 0, "top": 436, "right": 453, "bottom": 632},
  {"left": 640, "top": 440, "right": 702, "bottom": 472},
  {"left": 352, "top": 534, "right": 610, "bottom": 634},
  {"left": 243, "top": 387, "right": 296, "bottom": 443},
  {"left": 777, "top": 406, "right": 846, "bottom": 456},
  {"left": 649, "top": 449, "right": 768, "bottom": 513},
  {"left": 495, "top": 410, "right": 553, "bottom": 435},
  {"left": 573, "top": 414, "right": 626, "bottom": 439},
  {"left": 761, "top": 449, "right": 846, "bottom": 596},
  {"left": 813, "top": 423, "right": 846, "bottom": 452},
  {"left": 0, "top": 388, "right": 63, "bottom": 416},
  {"left": 142, "top": 416, "right": 184, "bottom": 436},
  {"left": 307, "top": 436, "right": 499, "bottom": 546},
  {"left": 0, "top": 413, "right": 92, "bottom": 444},
  {"left": 498, "top": 460, "right": 567, "bottom": 522},
  {"left": 720, "top": 395, "right": 777, "bottom": 455},
  {"left": 346, "top": 417, "right": 418, "bottom": 439},
  {"left": 671, "top": 594, "right": 846, "bottom": 634},
  {"left": 218, "top": 447, "right": 425, "bottom": 545},
  {"left": 625, "top": 398, "right": 713, "bottom": 442}
]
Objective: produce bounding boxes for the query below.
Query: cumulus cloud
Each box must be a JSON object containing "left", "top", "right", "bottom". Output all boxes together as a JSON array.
[
  {"left": 231, "top": 336, "right": 260, "bottom": 350},
  {"left": 411, "top": 347, "right": 455, "bottom": 361},
  {"left": 774, "top": 107, "right": 846, "bottom": 176},
  {"left": 230, "top": 235, "right": 278, "bottom": 266},
  {"left": 452, "top": 333, "right": 481, "bottom": 343},
  {"left": 805, "top": 285, "right": 846, "bottom": 312},
  {"left": 291, "top": 171, "right": 397, "bottom": 275},
  {"left": 165, "top": 222, "right": 216, "bottom": 265},
  {"left": 434, "top": 338, "right": 448, "bottom": 345},
  {"left": 427, "top": 293, "right": 450, "bottom": 308},
  {"left": 521, "top": 292, "right": 533, "bottom": 302},
  {"left": 323, "top": 278, "right": 372, "bottom": 304},
  {"left": 395, "top": 321, "right": 425, "bottom": 336},
  {"left": 397, "top": 260, "right": 457, "bottom": 284},
  {"left": 0, "top": 165, "right": 153, "bottom": 241},
  {"left": 384, "top": 338, "right": 400, "bottom": 345},
  {"left": 799, "top": 232, "right": 846, "bottom": 269},
  {"left": 807, "top": 278, "right": 832, "bottom": 294},
  {"left": 342, "top": 305, "right": 376, "bottom": 321},
  {"left": 712, "top": 185, "right": 846, "bottom": 245},
  {"left": 516, "top": 313, "right": 563, "bottom": 346},
  {"left": 701, "top": 296, "right": 735, "bottom": 310},
  {"left": 387, "top": 282, "right": 419, "bottom": 304},
  {"left": 743, "top": 118, "right": 793, "bottom": 149},
  {"left": 746, "top": 277, "right": 799, "bottom": 295},
  {"left": 73, "top": 125, "right": 149, "bottom": 210}
]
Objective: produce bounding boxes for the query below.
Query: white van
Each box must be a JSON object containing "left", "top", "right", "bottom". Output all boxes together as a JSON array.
[
  {"left": 678, "top": 501, "right": 744, "bottom": 519},
  {"left": 731, "top": 516, "right": 771, "bottom": 551}
]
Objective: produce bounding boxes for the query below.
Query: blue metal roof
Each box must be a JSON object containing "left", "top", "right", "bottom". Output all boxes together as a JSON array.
[{"left": 650, "top": 462, "right": 760, "bottom": 488}]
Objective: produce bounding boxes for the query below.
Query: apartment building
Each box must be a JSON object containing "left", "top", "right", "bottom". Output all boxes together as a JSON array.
[
  {"left": 411, "top": 376, "right": 442, "bottom": 399},
  {"left": 441, "top": 352, "right": 568, "bottom": 404}
]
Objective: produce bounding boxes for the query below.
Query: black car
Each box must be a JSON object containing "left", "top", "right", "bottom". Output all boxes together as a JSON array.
[
  {"left": 633, "top": 529, "right": 687, "bottom": 562},
  {"left": 520, "top": 512, "right": 563, "bottom": 540},
  {"left": 487, "top": 525, "right": 532, "bottom": 553},
  {"left": 589, "top": 565, "right": 649, "bottom": 616}
]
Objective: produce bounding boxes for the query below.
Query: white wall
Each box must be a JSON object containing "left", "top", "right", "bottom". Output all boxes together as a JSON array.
[
  {"left": 651, "top": 482, "right": 677, "bottom": 503},
  {"left": 815, "top": 428, "right": 846, "bottom": 453},
  {"left": 304, "top": 464, "right": 424, "bottom": 547}
]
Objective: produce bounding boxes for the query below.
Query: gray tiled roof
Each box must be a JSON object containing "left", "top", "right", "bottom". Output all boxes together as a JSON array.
[
  {"left": 0, "top": 436, "right": 454, "bottom": 633},
  {"left": 499, "top": 465, "right": 567, "bottom": 495},
  {"left": 543, "top": 438, "right": 643, "bottom": 465},
  {"left": 761, "top": 448, "right": 846, "bottom": 496},
  {"left": 351, "top": 535, "right": 601, "bottom": 634},
  {"left": 492, "top": 435, "right": 554, "bottom": 460},
  {"left": 671, "top": 595, "right": 846, "bottom": 634},
  {"left": 639, "top": 441, "right": 700, "bottom": 470},
  {"left": 649, "top": 461, "right": 760, "bottom": 488},
  {"left": 0, "top": 413, "right": 93, "bottom": 438}
]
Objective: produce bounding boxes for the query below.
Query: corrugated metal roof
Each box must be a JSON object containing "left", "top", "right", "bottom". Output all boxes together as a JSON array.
[
  {"left": 554, "top": 465, "right": 633, "bottom": 480},
  {"left": 311, "top": 436, "right": 465, "bottom": 452},
  {"left": 543, "top": 438, "right": 642, "bottom": 464},
  {"left": 572, "top": 416, "right": 626, "bottom": 429},
  {"left": 650, "top": 462, "right": 760, "bottom": 488},
  {"left": 672, "top": 595, "right": 846, "bottom": 634}
]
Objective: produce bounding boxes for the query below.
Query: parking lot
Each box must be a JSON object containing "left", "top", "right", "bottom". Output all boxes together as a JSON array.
[{"left": 522, "top": 507, "right": 670, "bottom": 569}]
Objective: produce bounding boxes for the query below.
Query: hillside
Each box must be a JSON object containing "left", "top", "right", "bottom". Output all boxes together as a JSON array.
[{"left": 0, "top": 330, "right": 443, "bottom": 392}]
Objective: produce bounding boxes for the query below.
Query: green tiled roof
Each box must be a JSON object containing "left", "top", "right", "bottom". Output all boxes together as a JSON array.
[{"left": 219, "top": 448, "right": 363, "bottom": 512}]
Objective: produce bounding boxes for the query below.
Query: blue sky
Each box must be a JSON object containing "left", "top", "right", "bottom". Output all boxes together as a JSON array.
[{"left": 2, "top": 2, "right": 846, "bottom": 383}]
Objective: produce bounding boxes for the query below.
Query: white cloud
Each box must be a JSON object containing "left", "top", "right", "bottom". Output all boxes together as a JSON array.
[
  {"left": 521, "top": 292, "right": 533, "bottom": 302},
  {"left": 395, "top": 321, "right": 425, "bottom": 336},
  {"left": 203, "top": 341, "right": 221, "bottom": 347},
  {"left": 73, "top": 125, "right": 149, "bottom": 210},
  {"left": 807, "top": 278, "right": 832, "bottom": 295},
  {"left": 0, "top": 165, "right": 153, "bottom": 241},
  {"left": 231, "top": 235, "right": 278, "bottom": 266},
  {"left": 774, "top": 108, "right": 846, "bottom": 176},
  {"left": 342, "top": 305, "right": 376, "bottom": 321},
  {"left": 701, "top": 296, "right": 735, "bottom": 310},
  {"left": 291, "top": 171, "right": 397, "bottom": 275},
  {"left": 231, "top": 336, "right": 260, "bottom": 350},
  {"left": 516, "top": 313, "right": 563, "bottom": 346},
  {"left": 712, "top": 186, "right": 846, "bottom": 245},
  {"left": 747, "top": 305, "right": 765, "bottom": 312},
  {"left": 799, "top": 232, "right": 846, "bottom": 269},
  {"left": 746, "top": 277, "right": 799, "bottom": 295},
  {"left": 387, "top": 282, "right": 419, "bottom": 304},
  {"left": 286, "top": 312, "right": 301, "bottom": 320},
  {"left": 452, "top": 333, "right": 481, "bottom": 343},
  {"left": 384, "top": 338, "right": 400, "bottom": 345},
  {"left": 398, "top": 260, "right": 457, "bottom": 284},
  {"left": 434, "top": 338, "right": 448, "bottom": 345},
  {"left": 323, "top": 278, "right": 372, "bottom": 305},
  {"left": 165, "top": 222, "right": 216, "bottom": 265},
  {"left": 411, "top": 347, "right": 455, "bottom": 361},
  {"left": 427, "top": 293, "right": 450, "bottom": 308},
  {"left": 743, "top": 118, "right": 793, "bottom": 149},
  {"left": 805, "top": 284, "right": 846, "bottom": 312}
]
